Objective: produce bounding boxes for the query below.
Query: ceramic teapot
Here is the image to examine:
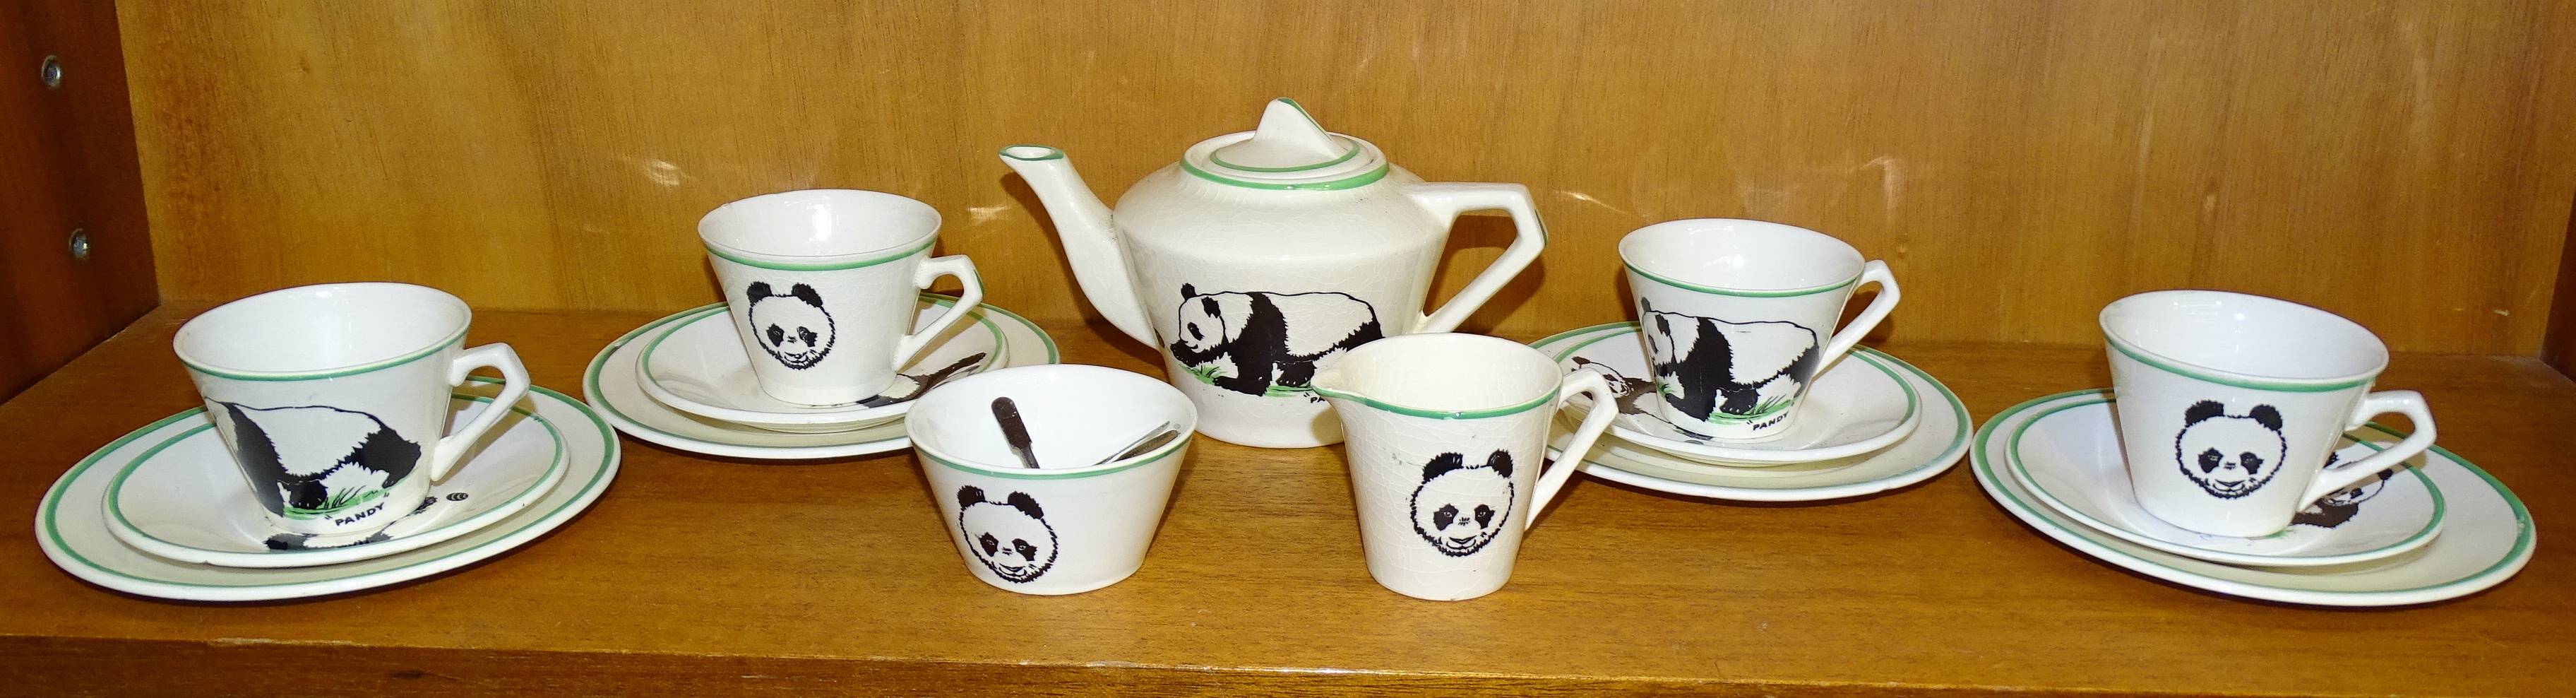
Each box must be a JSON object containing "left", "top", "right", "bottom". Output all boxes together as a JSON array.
[{"left": 999, "top": 98, "right": 1549, "bottom": 448}]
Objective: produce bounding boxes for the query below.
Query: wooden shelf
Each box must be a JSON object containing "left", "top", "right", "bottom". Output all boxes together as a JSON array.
[{"left": 2, "top": 304, "right": 2569, "bottom": 697}]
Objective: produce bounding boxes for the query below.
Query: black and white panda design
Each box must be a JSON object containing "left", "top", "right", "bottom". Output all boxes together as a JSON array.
[
  {"left": 955, "top": 485, "right": 1058, "bottom": 583},
  {"left": 1639, "top": 299, "right": 1822, "bottom": 425},
  {"left": 1570, "top": 357, "right": 1713, "bottom": 441},
  {"left": 745, "top": 281, "right": 835, "bottom": 369},
  {"left": 1409, "top": 450, "right": 1517, "bottom": 557},
  {"left": 1167, "top": 284, "right": 1384, "bottom": 398},
  {"left": 217, "top": 403, "right": 422, "bottom": 519},
  {"left": 2290, "top": 451, "right": 2393, "bottom": 528},
  {"left": 2174, "top": 401, "right": 2289, "bottom": 499}
]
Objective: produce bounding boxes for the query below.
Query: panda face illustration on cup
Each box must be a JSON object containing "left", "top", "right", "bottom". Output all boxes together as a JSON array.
[
  {"left": 1409, "top": 450, "right": 1517, "bottom": 557},
  {"left": 744, "top": 281, "right": 835, "bottom": 369},
  {"left": 1167, "top": 285, "right": 1385, "bottom": 398},
  {"left": 1639, "top": 299, "right": 1823, "bottom": 428},
  {"left": 2174, "top": 401, "right": 2289, "bottom": 499},
  {"left": 215, "top": 403, "right": 422, "bottom": 521},
  {"left": 955, "top": 485, "right": 1058, "bottom": 583}
]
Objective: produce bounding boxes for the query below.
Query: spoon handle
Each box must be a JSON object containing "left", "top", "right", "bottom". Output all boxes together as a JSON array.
[
  {"left": 991, "top": 397, "right": 1041, "bottom": 469},
  {"left": 1095, "top": 422, "right": 1180, "bottom": 465}
]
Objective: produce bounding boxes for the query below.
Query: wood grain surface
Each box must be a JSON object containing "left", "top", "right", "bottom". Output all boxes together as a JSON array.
[
  {"left": 112, "top": 1, "right": 2576, "bottom": 355},
  {"left": 0, "top": 306, "right": 2566, "bottom": 697},
  {"left": 0, "top": 0, "right": 157, "bottom": 401}
]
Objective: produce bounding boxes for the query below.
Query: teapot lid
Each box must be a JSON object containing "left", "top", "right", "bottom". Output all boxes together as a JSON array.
[{"left": 1181, "top": 98, "right": 1390, "bottom": 190}]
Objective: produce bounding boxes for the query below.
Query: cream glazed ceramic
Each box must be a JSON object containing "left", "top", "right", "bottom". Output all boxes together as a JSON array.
[
  {"left": 907, "top": 365, "right": 1196, "bottom": 595},
  {"left": 1974, "top": 389, "right": 2531, "bottom": 608},
  {"left": 700, "top": 189, "right": 984, "bottom": 406},
  {"left": 999, "top": 98, "right": 1549, "bottom": 449},
  {"left": 174, "top": 283, "right": 533, "bottom": 545},
  {"left": 2101, "top": 290, "right": 2437, "bottom": 538},
  {"left": 1313, "top": 333, "right": 1617, "bottom": 601},
  {"left": 2006, "top": 393, "right": 2444, "bottom": 567},
  {"left": 1621, "top": 219, "right": 1900, "bottom": 442},
  {"left": 1546, "top": 322, "right": 1919, "bottom": 465}
]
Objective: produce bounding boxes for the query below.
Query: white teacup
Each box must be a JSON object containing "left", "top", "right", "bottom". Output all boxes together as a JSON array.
[
  {"left": 2102, "top": 290, "right": 2438, "bottom": 538},
  {"left": 699, "top": 189, "right": 984, "bottom": 406},
  {"left": 173, "top": 283, "right": 532, "bottom": 544},
  {"left": 1621, "top": 219, "right": 1900, "bottom": 442},
  {"left": 1312, "top": 333, "right": 1618, "bottom": 601},
  {"left": 907, "top": 365, "right": 1196, "bottom": 595}
]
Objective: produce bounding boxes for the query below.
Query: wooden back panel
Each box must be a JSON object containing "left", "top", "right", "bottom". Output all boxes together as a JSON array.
[{"left": 118, "top": 1, "right": 2576, "bottom": 354}]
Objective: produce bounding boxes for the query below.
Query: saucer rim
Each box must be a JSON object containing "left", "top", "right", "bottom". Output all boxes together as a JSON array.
[
  {"left": 584, "top": 296, "right": 1057, "bottom": 459},
  {"left": 1971, "top": 389, "right": 2536, "bottom": 605},
  {"left": 634, "top": 297, "right": 1005, "bottom": 426},
  {"left": 101, "top": 391, "right": 572, "bottom": 568},
  {"left": 1544, "top": 343, "right": 1972, "bottom": 501},
  {"left": 2005, "top": 394, "right": 2445, "bottom": 567},
  {"left": 34, "top": 381, "right": 621, "bottom": 601},
  {"left": 1542, "top": 321, "right": 1922, "bottom": 463}
]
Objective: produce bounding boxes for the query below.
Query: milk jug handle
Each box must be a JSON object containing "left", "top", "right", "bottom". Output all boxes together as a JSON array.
[
  {"left": 1527, "top": 372, "right": 1617, "bottom": 531},
  {"left": 1402, "top": 183, "right": 1548, "bottom": 333}
]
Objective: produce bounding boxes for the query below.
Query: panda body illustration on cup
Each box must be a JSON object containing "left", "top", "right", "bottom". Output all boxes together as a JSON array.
[
  {"left": 956, "top": 485, "right": 1059, "bottom": 583},
  {"left": 1409, "top": 450, "right": 1517, "bottom": 557},
  {"left": 2172, "top": 401, "right": 2289, "bottom": 499},
  {"left": 1167, "top": 285, "right": 1385, "bottom": 398},
  {"left": 216, "top": 403, "right": 422, "bottom": 521},
  {"left": 744, "top": 281, "right": 835, "bottom": 370},
  {"left": 1639, "top": 299, "right": 1823, "bottom": 429}
]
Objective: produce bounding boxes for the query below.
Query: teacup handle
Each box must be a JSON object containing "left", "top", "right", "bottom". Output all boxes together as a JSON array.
[
  {"left": 1402, "top": 182, "right": 1547, "bottom": 333},
  {"left": 1526, "top": 371, "right": 1618, "bottom": 531},
  {"left": 430, "top": 343, "right": 532, "bottom": 481},
  {"left": 1815, "top": 260, "right": 1902, "bottom": 373},
  {"left": 893, "top": 255, "right": 985, "bottom": 371},
  {"left": 2301, "top": 390, "right": 2438, "bottom": 507}
]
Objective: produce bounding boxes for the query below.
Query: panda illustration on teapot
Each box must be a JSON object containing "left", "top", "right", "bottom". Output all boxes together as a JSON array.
[{"left": 1167, "top": 284, "right": 1383, "bottom": 398}]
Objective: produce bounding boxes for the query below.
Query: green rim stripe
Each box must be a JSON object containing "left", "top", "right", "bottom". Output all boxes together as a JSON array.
[
  {"left": 705, "top": 235, "right": 937, "bottom": 272},
  {"left": 1972, "top": 389, "right": 2532, "bottom": 597},
  {"left": 1626, "top": 263, "right": 1857, "bottom": 298},
  {"left": 586, "top": 295, "right": 1051, "bottom": 449},
  {"left": 2105, "top": 338, "right": 2375, "bottom": 393},
  {"left": 43, "top": 381, "right": 616, "bottom": 588},
  {"left": 1531, "top": 324, "right": 1624, "bottom": 351},
  {"left": 636, "top": 296, "right": 1002, "bottom": 397},
  {"left": 922, "top": 436, "right": 1188, "bottom": 480},
  {"left": 997, "top": 145, "right": 1064, "bottom": 161},
  {"left": 105, "top": 395, "right": 564, "bottom": 554},
  {"left": 2003, "top": 396, "right": 2442, "bottom": 552},
  {"left": 182, "top": 333, "right": 465, "bottom": 382},
  {"left": 1313, "top": 385, "right": 1559, "bottom": 420},
  {"left": 1179, "top": 160, "right": 1391, "bottom": 191},
  {"left": 1210, "top": 145, "right": 1359, "bottom": 173}
]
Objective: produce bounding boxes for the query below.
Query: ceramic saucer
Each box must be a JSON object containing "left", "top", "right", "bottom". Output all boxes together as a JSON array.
[
  {"left": 587, "top": 295, "right": 1057, "bottom": 459},
  {"left": 36, "top": 379, "right": 621, "bottom": 602},
  {"left": 1541, "top": 341, "right": 1969, "bottom": 502},
  {"left": 1973, "top": 389, "right": 2533, "bottom": 607},
  {"left": 635, "top": 296, "right": 1001, "bottom": 433},
  {"left": 103, "top": 390, "right": 571, "bottom": 568},
  {"left": 2005, "top": 394, "right": 2443, "bottom": 567},
  {"left": 1536, "top": 322, "right": 1919, "bottom": 465}
]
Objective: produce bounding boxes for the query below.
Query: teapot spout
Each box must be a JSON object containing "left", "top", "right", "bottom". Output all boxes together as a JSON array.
[{"left": 998, "top": 145, "right": 1157, "bottom": 347}]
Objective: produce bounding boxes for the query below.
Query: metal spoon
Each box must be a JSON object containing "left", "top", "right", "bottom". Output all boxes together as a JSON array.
[
  {"left": 1093, "top": 422, "right": 1181, "bottom": 465},
  {"left": 991, "top": 397, "right": 1041, "bottom": 469}
]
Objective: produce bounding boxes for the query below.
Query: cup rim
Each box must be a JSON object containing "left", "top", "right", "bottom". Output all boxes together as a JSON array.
[
  {"left": 174, "top": 282, "right": 470, "bottom": 381},
  {"left": 2099, "top": 290, "right": 2388, "bottom": 391},
  {"left": 697, "top": 189, "right": 943, "bottom": 266},
  {"left": 1618, "top": 218, "right": 1866, "bottom": 295}
]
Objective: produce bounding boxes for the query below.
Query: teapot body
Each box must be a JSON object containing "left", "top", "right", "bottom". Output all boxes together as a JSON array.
[{"left": 1114, "top": 165, "right": 1447, "bottom": 447}]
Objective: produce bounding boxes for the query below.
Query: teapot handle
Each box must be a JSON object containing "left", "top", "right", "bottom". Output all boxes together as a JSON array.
[{"left": 1402, "top": 182, "right": 1549, "bottom": 333}]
